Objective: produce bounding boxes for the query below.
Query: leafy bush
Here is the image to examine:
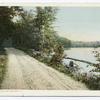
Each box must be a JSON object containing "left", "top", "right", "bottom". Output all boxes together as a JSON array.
[{"left": 0, "top": 48, "right": 6, "bottom": 87}]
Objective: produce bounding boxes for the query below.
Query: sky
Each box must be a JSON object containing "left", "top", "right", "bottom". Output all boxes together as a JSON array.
[{"left": 55, "top": 7, "right": 100, "bottom": 41}]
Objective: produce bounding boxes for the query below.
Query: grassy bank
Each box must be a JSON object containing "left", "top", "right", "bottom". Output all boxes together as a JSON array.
[
  {"left": 21, "top": 48, "right": 100, "bottom": 90},
  {"left": 20, "top": 48, "right": 88, "bottom": 85},
  {"left": 0, "top": 48, "right": 7, "bottom": 88}
]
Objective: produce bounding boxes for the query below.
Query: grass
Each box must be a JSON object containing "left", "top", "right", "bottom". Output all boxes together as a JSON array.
[{"left": 0, "top": 47, "right": 7, "bottom": 88}]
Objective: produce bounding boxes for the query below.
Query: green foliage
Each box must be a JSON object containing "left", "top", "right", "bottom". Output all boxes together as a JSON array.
[
  {"left": 78, "top": 73, "right": 100, "bottom": 90},
  {"left": 12, "top": 11, "right": 35, "bottom": 48},
  {"left": 0, "top": 7, "right": 66, "bottom": 82},
  {"left": 0, "top": 6, "right": 23, "bottom": 46},
  {"left": 50, "top": 44, "right": 64, "bottom": 67},
  {"left": 85, "top": 76, "right": 100, "bottom": 90},
  {"left": 0, "top": 6, "right": 65, "bottom": 71},
  {"left": 56, "top": 36, "right": 71, "bottom": 48},
  {"left": 92, "top": 49, "right": 100, "bottom": 72},
  {"left": 0, "top": 48, "right": 6, "bottom": 87},
  {"left": 12, "top": 7, "right": 65, "bottom": 69},
  {"left": 13, "top": 7, "right": 58, "bottom": 53},
  {"left": 33, "top": 7, "right": 57, "bottom": 52}
]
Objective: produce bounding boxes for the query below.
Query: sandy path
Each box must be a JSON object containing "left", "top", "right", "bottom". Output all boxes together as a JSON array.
[{"left": 1, "top": 48, "right": 88, "bottom": 90}]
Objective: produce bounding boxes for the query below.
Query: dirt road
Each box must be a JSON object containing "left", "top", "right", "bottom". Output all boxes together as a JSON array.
[{"left": 1, "top": 48, "right": 88, "bottom": 90}]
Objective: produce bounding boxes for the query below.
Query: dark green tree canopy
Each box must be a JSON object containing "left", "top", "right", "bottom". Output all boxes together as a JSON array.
[
  {"left": 0, "top": 7, "right": 23, "bottom": 45},
  {"left": 0, "top": 6, "right": 71, "bottom": 53}
]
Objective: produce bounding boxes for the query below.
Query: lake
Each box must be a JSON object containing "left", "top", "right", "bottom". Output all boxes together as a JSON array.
[{"left": 63, "top": 48, "right": 100, "bottom": 75}]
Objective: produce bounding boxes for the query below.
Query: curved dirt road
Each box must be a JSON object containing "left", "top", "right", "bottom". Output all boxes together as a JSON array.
[{"left": 1, "top": 48, "right": 88, "bottom": 90}]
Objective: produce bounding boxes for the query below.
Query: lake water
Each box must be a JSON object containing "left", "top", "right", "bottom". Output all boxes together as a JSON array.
[{"left": 63, "top": 48, "right": 100, "bottom": 75}]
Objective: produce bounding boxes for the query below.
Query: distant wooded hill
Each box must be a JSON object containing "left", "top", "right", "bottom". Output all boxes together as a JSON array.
[
  {"left": 71, "top": 41, "right": 100, "bottom": 47},
  {"left": 56, "top": 36, "right": 71, "bottom": 48}
]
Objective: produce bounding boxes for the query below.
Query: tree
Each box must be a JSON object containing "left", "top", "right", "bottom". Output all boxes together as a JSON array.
[
  {"left": 0, "top": 7, "right": 64, "bottom": 67},
  {"left": 12, "top": 7, "right": 58, "bottom": 52},
  {"left": 92, "top": 49, "right": 100, "bottom": 72},
  {"left": 56, "top": 36, "right": 71, "bottom": 48},
  {"left": 50, "top": 44, "right": 64, "bottom": 67},
  {"left": 14, "top": 7, "right": 64, "bottom": 66},
  {"left": 0, "top": 6, "right": 23, "bottom": 46},
  {"left": 33, "top": 7, "right": 57, "bottom": 52},
  {"left": 12, "top": 10, "right": 35, "bottom": 48}
]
